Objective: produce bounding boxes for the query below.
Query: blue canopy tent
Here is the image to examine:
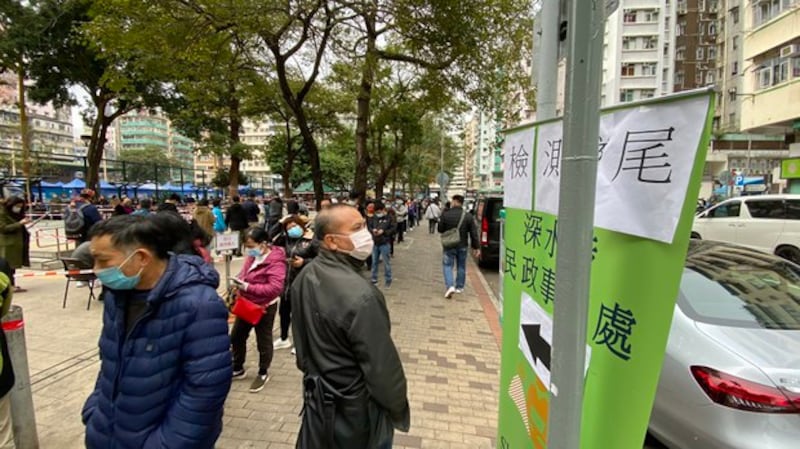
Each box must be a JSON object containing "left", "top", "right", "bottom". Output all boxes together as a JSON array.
[
  {"left": 62, "top": 178, "right": 86, "bottom": 190},
  {"left": 40, "top": 181, "right": 65, "bottom": 200}
]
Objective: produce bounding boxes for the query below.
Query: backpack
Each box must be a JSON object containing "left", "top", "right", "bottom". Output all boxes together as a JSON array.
[{"left": 64, "top": 203, "right": 90, "bottom": 238}]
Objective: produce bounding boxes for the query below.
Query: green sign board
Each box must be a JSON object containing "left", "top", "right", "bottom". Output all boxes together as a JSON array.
[
  {"left": 497, "top": 91, "right": 714, "bottom": 449},
  {"left": 781, "top": 158, "right": 800, "bottom": 179}
]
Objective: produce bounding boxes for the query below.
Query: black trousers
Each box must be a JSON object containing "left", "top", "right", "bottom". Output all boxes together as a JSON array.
[
  {"left": 428, "top": 219, "right": 437, "bottom": 234},
  {"left": 230, "top": 303, "right": 278, "bottom": 375},
  {"left": 397, "top": 221, "right": 406, "bottom": 242},
  {"left": 279, "top": 291, "right": 292, "bottom": 341}
]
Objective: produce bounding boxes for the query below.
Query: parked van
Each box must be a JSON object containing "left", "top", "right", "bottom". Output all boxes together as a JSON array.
[
  {"left": 692, "top": 194, "right": 800, "bottom": 263},
  {"left": 471, "top": 194, "right": 503, "bottom": 267}
]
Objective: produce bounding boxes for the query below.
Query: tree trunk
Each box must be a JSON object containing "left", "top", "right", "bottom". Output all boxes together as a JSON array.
[
  {"left": 85, "top": 109, "right": 110, "bottom": 193},
  {"left": 352, "top": 9, "right": 378, "bottom": 204},
  {"left": 17, "top": 63, "right": 32, "bottom": 206},
  {"left": 228, "top": 94, "right": 242, "bottom": 198}
]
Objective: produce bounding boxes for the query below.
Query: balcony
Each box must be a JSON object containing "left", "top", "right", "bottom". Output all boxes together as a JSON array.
[
  {"left": 740, "top": 78, "right": 800, "bottom": 132},
  {"left": 745, "top": 4, "right": 800, "bottom": 59}
]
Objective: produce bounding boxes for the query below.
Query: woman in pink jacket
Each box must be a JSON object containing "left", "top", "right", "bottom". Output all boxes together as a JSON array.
[{"left": 230, "top": 226, "right": 287, "bottom": 393}]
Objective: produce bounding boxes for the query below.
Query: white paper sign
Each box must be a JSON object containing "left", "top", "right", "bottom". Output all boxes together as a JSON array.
[
  {"left": 529, "top": 94, "right": 710, "bottom": 243},
  {"left": 503, "top": 127, "right": 536, "bottom": 210},
  {"left": 215, "top": 232, "right": 239, "bottom": 251},
  {"left": 534, "top": 121, "right": 564, "bottom": 216}
]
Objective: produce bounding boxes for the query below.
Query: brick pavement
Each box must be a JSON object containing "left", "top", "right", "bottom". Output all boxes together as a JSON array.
[{"left": 15, "top": 224, "right": 502, "bottom": 448}]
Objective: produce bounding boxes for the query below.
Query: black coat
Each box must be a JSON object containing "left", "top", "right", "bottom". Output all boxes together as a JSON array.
[
  {"left": 225, "top": 203, "right": 249, "bottom": 231},
  {"left": 437, "top": 206, "right": 479, "bottom": 249},
  {"left": 291, "top": 250, "right": 410, "bottom": 448},
  {"left": 366, "top": 215, "right": 395, "bottom": 246}
]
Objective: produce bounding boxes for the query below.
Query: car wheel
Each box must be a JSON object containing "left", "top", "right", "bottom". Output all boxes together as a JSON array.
[
  {"left": 775, "top": 245, "right": 800, "bottom": 265},
  {"left": 690, "top": 232, "right": 701, "bottom": 239}
]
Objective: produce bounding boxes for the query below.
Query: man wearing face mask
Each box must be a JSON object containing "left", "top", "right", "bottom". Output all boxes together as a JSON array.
[
  {"left": 82, "top": 215, "right": 232, "bottom": 448},
  {"left": 291, "top": 204, "right": 409, "bottom": 449},
  {"left": 367, "top": 202, "right": 394, "bottom": 288}
]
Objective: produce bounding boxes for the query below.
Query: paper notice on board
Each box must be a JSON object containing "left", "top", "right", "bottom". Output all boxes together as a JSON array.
[{"left": 503, "top": 127, "right": 536, "bottom": 210}]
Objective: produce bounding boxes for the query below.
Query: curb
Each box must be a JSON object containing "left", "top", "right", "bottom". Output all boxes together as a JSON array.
[{"left": 467, "top": 258, "right": 503, "bottom": 350}]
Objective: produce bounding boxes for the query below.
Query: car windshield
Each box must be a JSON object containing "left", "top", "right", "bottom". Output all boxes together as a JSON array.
[{"left": 681, "top": 245, "right": 800, "bottom": 330}]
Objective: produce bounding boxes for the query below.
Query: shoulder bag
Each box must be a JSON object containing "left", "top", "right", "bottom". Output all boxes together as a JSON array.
[{"left": 440, "top": 210, "right": 466, "bottom": 249}]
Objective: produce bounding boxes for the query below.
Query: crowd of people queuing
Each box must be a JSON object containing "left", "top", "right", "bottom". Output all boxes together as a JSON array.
[{"left": 0, "top": 186, "right": 480, "bottom": 448}]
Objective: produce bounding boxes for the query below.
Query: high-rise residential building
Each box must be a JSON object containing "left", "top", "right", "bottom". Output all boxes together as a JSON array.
[
  {"left": 469, "top": 111, "right": 503, "bottom": 191},
  {"left": 601, "top": 1, "right": 677, "bottom": 107},
  {"left": 238, "top": 119, "right": 281, "bottom": 192},
  {"left": 715, "top": 0, "right": 745, "bottom": 133},
  {"left": 114, "top": 110, "right": 196, "bottom": 181},
  {"left": 673, "top": 0, "right": 719, "bottom": 92},
  {"left": 741, "top": 1, "right": 800, "bottom": 136}
]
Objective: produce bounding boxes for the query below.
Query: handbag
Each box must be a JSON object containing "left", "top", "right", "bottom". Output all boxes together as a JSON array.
[
  {"left": 230, "top": 295, "right": 265, "bottom": 325},
  {"left": 440, "top": 210, "right": 466, "bottom": 249}
]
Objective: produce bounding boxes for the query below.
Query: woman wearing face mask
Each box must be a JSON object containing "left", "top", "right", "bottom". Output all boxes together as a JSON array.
[
  {"left": 230, "top": 227, "right": 287, "bottom": 393},
  {"left": 0, "top": 197, "right": 31, "bottom": 293},
  {"left": 273, "top": 217, "right": 319, "bottom": 352}
]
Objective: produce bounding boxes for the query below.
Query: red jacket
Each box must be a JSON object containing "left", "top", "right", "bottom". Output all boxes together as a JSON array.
[{"left": 236, "top": 246, "right": 286, "bottom": 307}]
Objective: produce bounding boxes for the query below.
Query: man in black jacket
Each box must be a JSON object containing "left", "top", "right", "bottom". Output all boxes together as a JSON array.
[
  {"left": 291, "top": 204, "right": 409, "bottom": 449},
  {"left": 242, "top": 193, "right": 261, "bottom": 226},
  {"left": 437, "top": 195, "right": 480, "bottom": 299},
  {"left": 225, "top": 196, "right": 249, "bottom": 257},
  {"left": 367, "top": 202, "right": 395, "bottom": 288}
]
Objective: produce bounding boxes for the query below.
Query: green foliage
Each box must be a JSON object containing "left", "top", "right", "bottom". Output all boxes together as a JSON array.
[
  {"left": 118, "top": 146, "right": 183, "bottom": 183},
  {"left": 211, "top": 169, "right": 249, "bottom": 189}
]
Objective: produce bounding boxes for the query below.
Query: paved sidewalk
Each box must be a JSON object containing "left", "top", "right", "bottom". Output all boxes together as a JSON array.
[{"left": 13, "top": 224, "right": 501, "bottom": 448}]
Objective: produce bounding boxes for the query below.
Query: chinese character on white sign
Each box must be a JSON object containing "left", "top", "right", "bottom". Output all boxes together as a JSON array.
[{"left": 503, "top": 128, "right": 536, "bottom": 210}]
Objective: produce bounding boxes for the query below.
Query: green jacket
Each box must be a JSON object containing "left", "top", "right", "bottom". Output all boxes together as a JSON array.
[{"left": 0, "top": 208, "right": 24, "bottom": 268}]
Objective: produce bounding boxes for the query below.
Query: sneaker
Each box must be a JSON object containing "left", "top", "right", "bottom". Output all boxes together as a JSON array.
[
  {"left": 75, "top": 281, "right": 86, "bottom": 288},
  {"left": 445, "top": 287, "right": 456, "bottom": 299},
  {"left": 232, "top": 368, "right": 247, "bottom": 379},
  {"left": 455, "top": 288, "right": 464, "bottom": 294},
  {"left": 249, "top": 374, "right": 270, "bottom": 393},
  {"left": 273, "top": 338, "right": 292, "bottom": 350},
  {"left": 371, "top": 279, "right": 378, "bottom": 285},
  {"left": 385, "top": 282, "right": 392, "bottom": 289},
  {"left": 291, "top": 347, "right": 296, "bottom": 355}
]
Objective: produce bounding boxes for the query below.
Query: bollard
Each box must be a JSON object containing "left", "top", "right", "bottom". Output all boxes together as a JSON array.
[{"left": 2, "top": 306, "right": 39, "bottom": 449}]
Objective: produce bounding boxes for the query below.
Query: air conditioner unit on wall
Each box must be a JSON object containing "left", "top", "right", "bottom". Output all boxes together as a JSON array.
[{"left": 780, "top": 44, "right": 800, "bottom": 58}]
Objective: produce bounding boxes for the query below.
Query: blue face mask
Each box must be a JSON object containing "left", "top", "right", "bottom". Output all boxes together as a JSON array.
[
  {"left": 287, "top": 227, "right": 304, "bottom": 239},
  {"left": 246, "top": 248, "right": 263, "bottom": 258},
  {"left": 96, "top": 251, "right": 142, "bottom": 291}
]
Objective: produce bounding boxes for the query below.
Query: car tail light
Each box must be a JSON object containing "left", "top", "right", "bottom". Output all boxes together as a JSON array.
[
  {"left": 691, "top": 366, "right": 800, "bottom": 413},
  {"left": 481, "top": 216, "right": 489, "bottom": 245}
]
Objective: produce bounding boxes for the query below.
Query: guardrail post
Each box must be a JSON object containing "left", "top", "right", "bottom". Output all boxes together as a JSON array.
[{"left": 2, "top": 306, "right": 39, "bottom": 448}]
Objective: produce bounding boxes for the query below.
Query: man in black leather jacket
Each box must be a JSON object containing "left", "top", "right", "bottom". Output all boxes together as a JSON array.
[{"left": 291, "top": 204, "right": 409, "bottom": 449}]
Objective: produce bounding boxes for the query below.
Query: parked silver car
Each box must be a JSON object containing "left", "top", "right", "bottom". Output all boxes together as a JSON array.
[{"left": 649, "top": 240, "right": 800, "bottom": 449}]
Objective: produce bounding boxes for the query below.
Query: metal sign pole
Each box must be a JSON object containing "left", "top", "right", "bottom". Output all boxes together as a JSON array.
[{"left": 547, "top": 0, "right": 606, "bottom": 447}]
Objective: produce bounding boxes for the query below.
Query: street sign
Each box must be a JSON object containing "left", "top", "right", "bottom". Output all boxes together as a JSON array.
[
  {"left": 435, "top": 171, "right": 450, "bottom": 187},
  {"left": 215, "top": 233, "right": 239, "bottom": 251},
  {"left": 735, "top": 175, "right": 744, "bottom": 186},
  {"left": 782, "top": 158, "right": 800, "bottom": 179}
]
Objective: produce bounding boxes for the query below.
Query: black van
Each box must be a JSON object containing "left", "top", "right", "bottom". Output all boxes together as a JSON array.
[{"left": 471, "top": 194, "right": 503, "bottom": 268}]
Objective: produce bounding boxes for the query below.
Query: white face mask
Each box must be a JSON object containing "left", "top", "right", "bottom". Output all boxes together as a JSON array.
[{"left": 339, "top": 228, "right": 374, "bottom": 261}]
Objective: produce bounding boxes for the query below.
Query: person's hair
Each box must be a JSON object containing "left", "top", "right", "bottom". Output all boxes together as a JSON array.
[
  {"left": 88, "top": 215, "right": 174, "bottom": 259},
  {"left": 287, "top": 200, "right": 299, "bottom": 215},
  {"left": 212, "top": 198, "right": 221, "bottom": 207},
  {"left": 314, "top": 204, "right": 353, "bottom": 240},
  {"left": 232, "top": 195, "right": 240, "bottom": 203},
  {"left": 248, "top": 193, "right": 255, "bottom": 199},
  {"left": 452, "top": 195, "right": 465, "bottom": 204},
  {"left": 198, "top": 198, "right": 209, "bottom": 207},
  {"left": 374, "top": 201, "right": 386, "bottom": 211},
  {"left": 148, "top": 212, "right": 197, "bottom": 256},
  {"left": 245, "top": 226, "right": 269, "bottom": 244},
  {"left": 139, "top": 198, "right": 152, "bottom": 209},
  {"left": 283, "top": 215, "right": 307, "bottom": 230}
]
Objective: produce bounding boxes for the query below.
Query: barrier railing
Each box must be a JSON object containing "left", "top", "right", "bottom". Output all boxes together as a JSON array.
[{"left": 32, "top": 227, "right": 73, "bottom": 254}]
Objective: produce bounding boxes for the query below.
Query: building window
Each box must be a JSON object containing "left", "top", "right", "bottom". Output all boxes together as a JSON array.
[
  {"left": 731, "top": 6, "right": 740, "bottom": 24},
  {"left": 753, "top": 0, "right": 794, "bottom": 27},
  {"left": 708, "top": 23, "right": 717, "bottom": 35},
  {"left": 706, "top": 71, "right": 715, "bottom": 84},
  {"left": 676, "top": 72, "right": 685, "bottom": 85},
  {"left": 644, "top": 37, "right": 658, "bottom": 49},
  {"left": 620, "top": 89, "right": 635, "bottom": 102},
  {"left": 793, "top": 57, "right": 800, "bottom": 78},
  {"left": 644, "top": 10, "right": 659, "bottom": 22},
  {"left": 677, "top": 22, "right": 686, "bottom": 36},
  {"left": 640, "top": 89, "right": 655, "bottom": 99},
  {"left": 732, "top": 36, "right": 738, "bottom": 50},
  {"left": 621, "top": 64, "right": 635, "bottom": 76},
  {"left": 676, "top": 48, "right": 685, "bottom": 60},
  {"left": 642, "top": 63, "right": 657, "bottom": 76},
  {"left": 731, "top": 61, "right": 738, "bottom": 75},
  {"left": 622, "top": 36, "right": 634, "bottom": 49},
  {"left": 699, "top": 22, "right": 705, "bottom": 35},
  {"left": 624, "top": 10, "right": 637, "bottom": 23},
  {"left": 696, "top": 47, "right": 705, "bottom": 60},
  {"left": 696, "top": 72, "right": 704, "bottom": 84},
  {"left": 758, "top": 67, "right": 772, "bottom": 88},
  {"left": 708, "top": 46, "right": 717, "bottom": 60}
]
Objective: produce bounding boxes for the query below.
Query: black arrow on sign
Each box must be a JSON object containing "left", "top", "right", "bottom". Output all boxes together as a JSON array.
[{"left": 522, "top": 324, "right": 551, "bottom": 371}]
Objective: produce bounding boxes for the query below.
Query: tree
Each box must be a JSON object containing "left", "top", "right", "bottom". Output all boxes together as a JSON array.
[
  {"left": 334, "top": 0, "right": 532, "bottom": 201},
  {"left": 211, "top": 169, "right": 249, "bottom": 190},
  {"left": 3, "top": 0, "right": 166, "bottom": 192},
  {"left": 118, "top": 146, "right": 182, "bottom": 184}
]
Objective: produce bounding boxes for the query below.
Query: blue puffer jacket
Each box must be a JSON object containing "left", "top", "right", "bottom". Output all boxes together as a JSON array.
[{"left": 82, "top": 254, "right": 232, "bottom": 449}]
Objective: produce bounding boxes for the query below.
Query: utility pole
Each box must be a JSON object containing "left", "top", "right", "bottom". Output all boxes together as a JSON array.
[
  {"left": 547, "top": 0, "right": 606, "bottom": 448},
  {"left": 536, "top": 0, "right": 561, "bottom": 121}
]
